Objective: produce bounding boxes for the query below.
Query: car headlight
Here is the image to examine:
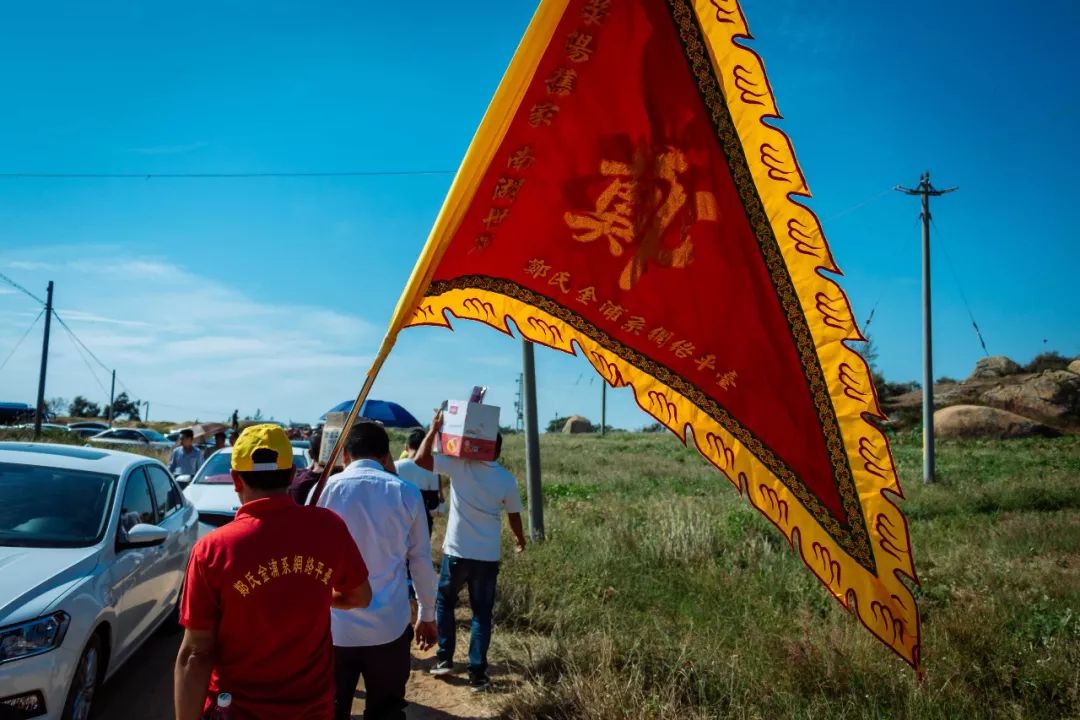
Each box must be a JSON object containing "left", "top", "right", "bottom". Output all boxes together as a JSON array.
[{"left": 0, "top": 612, "right": 70, "bottom": 664}]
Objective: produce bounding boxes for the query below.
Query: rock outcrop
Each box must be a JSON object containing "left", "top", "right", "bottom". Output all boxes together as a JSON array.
[
  {"left": 968, "top": 356, "right": 1022, "bottom": 381},
  {"left": 980, "top": 370, "right": 1080, "bottom": 429},
  {"left": 934, "top": 405, "right": 1060, "bottom": 440}
]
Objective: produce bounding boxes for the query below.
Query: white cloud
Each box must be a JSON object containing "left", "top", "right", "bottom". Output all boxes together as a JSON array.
[{"left": 0, "top": 246, "right": 377, "bottom": 423}]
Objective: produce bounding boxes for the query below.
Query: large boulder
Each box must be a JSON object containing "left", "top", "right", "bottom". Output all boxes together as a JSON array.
[
  {"left": 980, "top": 370, "right": 1080, "bottom": 430},
  {"left": 562, "top": 415, "right": 594, "bottom": 434},
  {"left": 1068, "top": 358, "right": 1080, "bottom": 376},
  {"left": 968, "top": 356, "right": 1022, "bottom": 381},
  {"left": 934, "top": 405, "right": 1060, "bottom": 440}
]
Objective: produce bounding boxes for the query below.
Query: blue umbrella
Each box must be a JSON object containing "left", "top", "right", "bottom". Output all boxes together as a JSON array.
[{"left": 321, "top": 399, "right": 422, "bottom": 429}]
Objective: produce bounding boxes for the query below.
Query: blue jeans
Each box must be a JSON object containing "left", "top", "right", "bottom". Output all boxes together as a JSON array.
[{"left": 436, "top": 554, "right": 500, "bottom": 677}]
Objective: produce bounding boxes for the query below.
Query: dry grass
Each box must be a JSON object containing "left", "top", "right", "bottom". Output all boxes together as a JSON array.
[{"left": 482, "top": 431, "right": 1080, "bottom": 720}]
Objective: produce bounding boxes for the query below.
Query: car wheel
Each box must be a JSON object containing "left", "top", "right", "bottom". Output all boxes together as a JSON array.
[{"left": 61, "top": 634, "right": 102, "bottom": 720}]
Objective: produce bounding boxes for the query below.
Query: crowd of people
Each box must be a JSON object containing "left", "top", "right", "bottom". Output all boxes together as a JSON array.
[{"left": 173, "top": 411, "right": 527, "bottom": 720}]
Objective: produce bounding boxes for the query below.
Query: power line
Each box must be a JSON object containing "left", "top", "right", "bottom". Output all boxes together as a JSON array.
[
  {"left": 808, "top": 186, "right": 896, "bottom": 238},
  {"left": 56, "top": 319, "right": 111, "bottom": 399},
  {"left": 0, "top": 169, "right": 455, "bottom": 180},
  {"left": 50, "top": 311, "right": 112, "bottom": 375},
  {"left": 0, "top": 271, "right": 46, "bottom": 305},
  {"left": 930, "top": 217, "right": 989, "bottom": 357},
  {"left": 0, "top": 308, "right": 45, "bottom": 372}
]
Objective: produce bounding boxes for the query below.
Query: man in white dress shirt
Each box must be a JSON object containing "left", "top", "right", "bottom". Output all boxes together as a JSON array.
[{"left": 317, "top": 421, "right": 438, "bottom": 720}]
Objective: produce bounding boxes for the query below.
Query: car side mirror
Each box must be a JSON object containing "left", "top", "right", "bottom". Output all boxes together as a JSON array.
[
  {"left": 120, "top": 523, "right": 169, "bottom": 549},
  {"left": 175, "top": 474, "right": 193, "bottom": 489}
]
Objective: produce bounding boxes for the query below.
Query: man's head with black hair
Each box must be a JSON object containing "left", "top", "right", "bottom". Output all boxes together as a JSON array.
[
  {"left": 309, "top": 432, "right": 322, "bottom": 464},
  {"left": 180, "top": 428, "right": 194, "bottom": 449},
  {"left": 213, "top": 431, "right": 226, "bottom": 449},
  {"left": 236, "top": 448, "right": 293, "bottom": 491},
  {"left": 344, "top": 421, "right": 391, "bottom": 463},
  {"left": 405, "top": 429, "right": 425, "bottom": 454}
]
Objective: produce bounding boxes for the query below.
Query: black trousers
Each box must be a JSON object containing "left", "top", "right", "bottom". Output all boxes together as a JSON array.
[{"left": 333, "top": 626, "right": 413, "bottom": 720}]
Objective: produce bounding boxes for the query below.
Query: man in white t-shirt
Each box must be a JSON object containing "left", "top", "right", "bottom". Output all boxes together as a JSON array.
[
  {"left": 395, "top": 429, "right": 442, "bottom": 536},
  {"left": 414, "top": 410, "right": 526, "bottom": 692}
]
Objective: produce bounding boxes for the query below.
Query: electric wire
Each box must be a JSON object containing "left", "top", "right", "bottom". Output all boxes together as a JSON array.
[
  {"left": 0, "top": 170, "right": 454, "bottom": 180},
  {"left": 930, "top": 217, "right": 990, "bottom": 356},
  {"left": 56, "top": 319, "right": 111, "bottom": 399},
  {"left": 0, "top": 271, "right": 45, "bottom": 305},
  {"left": 0, "top": 308, "right": 45, "bottom": 372},
  {"left": 808, "top": 187, "right": 896, "bottom": 238},
  {"left": 50, "top": 311, "right": 113, "bottom": 375}
]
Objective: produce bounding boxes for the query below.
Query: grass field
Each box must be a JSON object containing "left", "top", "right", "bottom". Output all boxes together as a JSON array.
[{"left": 482, "top": 431, "right": 1080, "bottom": 720}]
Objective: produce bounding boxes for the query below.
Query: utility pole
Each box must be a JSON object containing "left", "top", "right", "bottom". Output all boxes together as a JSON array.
[
  {"left": 144, "top": 401, "right": 150, "bottom": 422},
  {"left": 514, "top": 372, "right": 524, "bottom": 432},
  {"left": 600, "top": 381, "right": 607, "bottom": 435},
  {"left": 896, "top": 172, "right": 956, "bottom": 484},
  {"left": 33, "top": 281, "right": 54, "bottom": 439},
  {"left": 108, "top": 370, "right": 116, "bottom": 428},
  {"left": 521, "top": 339, "right": 544, "bottom": 541}
]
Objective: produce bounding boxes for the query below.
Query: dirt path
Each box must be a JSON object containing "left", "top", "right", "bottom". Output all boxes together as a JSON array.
[
  {"left": 371, "top": 645, "right": 502, "bottom": 720},
  {"left": 93, "top": 629, "right": 506, "bottom": 719}
]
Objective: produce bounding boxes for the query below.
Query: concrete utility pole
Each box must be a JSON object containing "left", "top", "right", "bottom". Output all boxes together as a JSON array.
[
  {"left": 521, "top": 340, "right": 544, "bottom": 540},
  {"left": 896, "top": 172, "right": 956, "bottom": 484},
  {"left": 33, "top": 281, "right": 54, "bottom": 439},
  {"left": 514, "top": 372, "right": 524, "bottom": 432},
  {"left": 143, "top": 401, "right": 150, "bottom": 422},
  {"left": 108, "top": 370, "right": 116, "bottom": 428},
  {"left": 600, "top": 381, "right": 607, "bottom": 435}
]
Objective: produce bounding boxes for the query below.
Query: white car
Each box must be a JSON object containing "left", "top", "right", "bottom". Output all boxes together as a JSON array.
[
  {"left": 182, "top": 447, "right": 310, "bottom": 536},
  {"left": 86, "top": 428, "right": 172, "bottom": 452},
  {"left": 0, "top": 442, "right": 197, "bottom": 720}
]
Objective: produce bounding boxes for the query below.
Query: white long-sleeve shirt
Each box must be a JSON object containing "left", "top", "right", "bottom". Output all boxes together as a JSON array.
[{"left": 317, "top": 459, "right": 436, "bottom": 647}]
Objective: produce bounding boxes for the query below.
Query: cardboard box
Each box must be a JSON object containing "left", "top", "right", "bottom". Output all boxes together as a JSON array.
[{"left": 439, "top": 400, "right": 500, "bottom": 461}]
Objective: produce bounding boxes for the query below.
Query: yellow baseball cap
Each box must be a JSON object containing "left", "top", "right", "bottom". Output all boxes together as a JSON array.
[{"left": 231, "top": 424, "right": 293, "bottom": 472}]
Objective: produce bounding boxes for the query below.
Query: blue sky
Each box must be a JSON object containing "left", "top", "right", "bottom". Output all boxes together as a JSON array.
[{"left": 1, "top": 0, "right": 1077, "bottom": 429}]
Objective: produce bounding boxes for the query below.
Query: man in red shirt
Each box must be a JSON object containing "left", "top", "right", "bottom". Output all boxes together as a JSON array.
[{"left": 174, "top": 424, "right": 372, "bottom": 720}]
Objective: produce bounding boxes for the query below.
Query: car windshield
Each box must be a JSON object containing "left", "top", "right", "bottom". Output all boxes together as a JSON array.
[
  {"left": 140, "top": 429, "right": 167, "bottom": 442},
  {"left": 196, "top": 452, "right": 308, "bottom": 484},
  {"left": 0, "top": 462, "right": 117, "bottom": 548}
]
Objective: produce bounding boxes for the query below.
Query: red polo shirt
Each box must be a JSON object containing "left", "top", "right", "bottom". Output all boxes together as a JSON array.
[{"left": 181, "top": 494, "right": 368, "bottom": 720}]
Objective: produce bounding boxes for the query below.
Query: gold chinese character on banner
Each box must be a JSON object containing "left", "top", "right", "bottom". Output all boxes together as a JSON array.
[
  {"left": 577, "top": 286, "right": 598, "bottom": 305},
  {"left": 528, "top": 102, "right": 559, "bottom": 127},
  {"left": 525, "top": 259, "right": 552, "bottom": 279},
  {"left": 599, "top": 300, "right": 625, "bottom": 322},
  {"left": 565, "top": 145, "right": 719, "bottom": 290},
  {"left": 582, "top": 0, "right": 612, "bottom": 25},
  {"left": 647, "top": 327, "right": 674, "bottom": 347},
  {"left": 508, "top": 146, "right": 535, "bottom": 170},
  {"left": 545, "top": 67, "right": 578, "bottom": 96},
  {"left": 493, "top": 176, "right": 524, "bottom": 202},
  {"left": 717, "top": 370, "right": 738, "bottom": 391},
  {"left": 669, "top": 340, "right": 696, "bottom": 359},
  {"left": 695, "top": 354, "right": 717, "bottom": 372},
  {"left": 549, "top": 271, "right": 572, "bottom": 293},
  {"left": 622, "top": 315, "right": 646, "bottom": 334},
  {"left": 565, "top": 32, "right": 594, "bottom": 63},
  {"left": 473, "top": 233, "right": 493, "bottom": 252},
  {"left": 482, "top": 207, "right": 509, "bottom": 229}
]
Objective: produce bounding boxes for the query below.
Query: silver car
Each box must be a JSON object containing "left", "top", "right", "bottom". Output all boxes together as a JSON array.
[
  {"left": 0, "top": 443, "right": 198, "bottom": 720},
  {"left": 86, "top": 428, "right": 172, "bottom": 452}
]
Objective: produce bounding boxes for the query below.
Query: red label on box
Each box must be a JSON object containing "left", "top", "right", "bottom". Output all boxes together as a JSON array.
[{"left": 439, "top": 432, "right": 497, "bottom": 461}]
